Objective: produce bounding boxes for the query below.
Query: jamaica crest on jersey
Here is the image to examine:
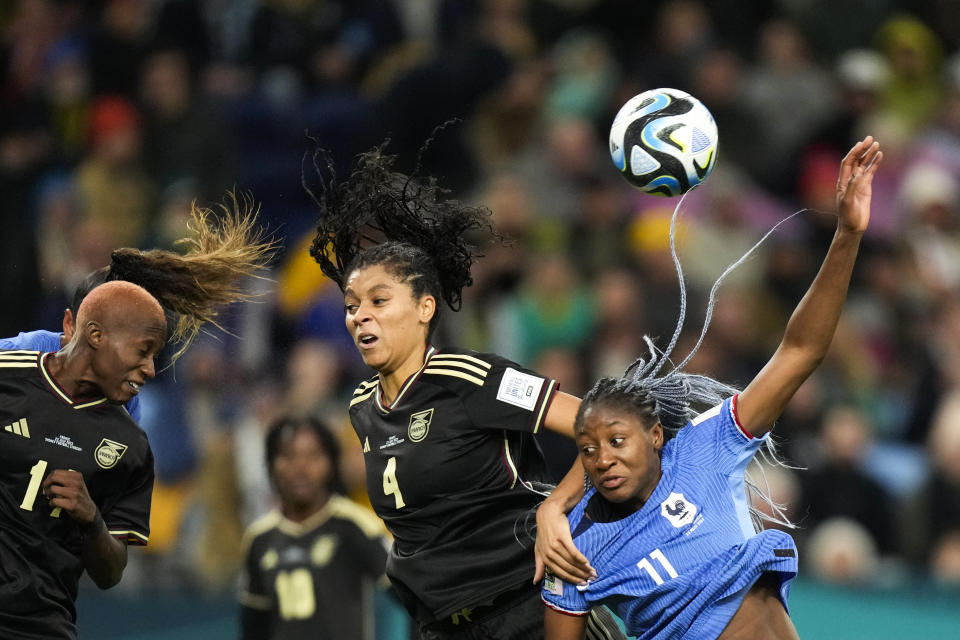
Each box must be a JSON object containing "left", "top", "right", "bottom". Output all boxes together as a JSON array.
[
  {"left": 94, "top": 438, "right": 128, "bottom": 469},
  {"left": 660, "top": 492, "right": 698, "bottom": 528},
  {"left": 408, "top": 408, "right": 434, "bottom": 443}
]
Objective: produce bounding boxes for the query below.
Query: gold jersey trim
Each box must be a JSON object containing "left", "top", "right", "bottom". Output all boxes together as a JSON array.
[{"left": 422, "top": 367, "right": 485, "bottom": 386}]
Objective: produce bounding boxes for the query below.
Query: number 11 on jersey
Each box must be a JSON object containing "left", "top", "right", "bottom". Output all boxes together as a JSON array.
[
  {"left": 383, "top": 456, "right": 405, "bottom": 509},
  {"left": 637, "top": 548, "right": 678, "bottom": 585}
]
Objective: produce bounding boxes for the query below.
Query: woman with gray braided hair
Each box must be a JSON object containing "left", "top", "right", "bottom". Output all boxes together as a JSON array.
[
  {"left": 541, "top": 137, "right": 882, "bottom": 640},
  {"left": 307, "top": 143, "right": 626, "bottom": 640}
]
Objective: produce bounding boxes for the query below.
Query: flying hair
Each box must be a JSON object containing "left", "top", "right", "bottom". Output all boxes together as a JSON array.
[
  {"left": 105, "top": 191, "right": 278, "bottom": 361},
  {"left": 304, "top": 127, "right": 497, "bottom": 314},
  {"left": 583, "top": 190, "right": 811, "bottom": 531}
]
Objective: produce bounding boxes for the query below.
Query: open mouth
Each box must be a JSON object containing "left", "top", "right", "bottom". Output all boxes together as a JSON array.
[
  {"left": 358, "top": 333, "right": 378, "bottom": 348},
  {"left": 127, "top": 381, "right": 142, "bottom": 395},
  {"left": 599, "top": 476, "right": 625, "bottom": 490}
]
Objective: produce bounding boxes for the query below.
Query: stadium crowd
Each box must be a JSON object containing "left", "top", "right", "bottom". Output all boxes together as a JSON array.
[{"left": 3, "top": 0, "right": 960, "bottom": 612}]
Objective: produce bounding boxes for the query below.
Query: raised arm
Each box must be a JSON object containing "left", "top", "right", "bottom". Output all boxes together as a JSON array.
[{"left": 737, "top": 137, "right": 883, "bottom": 436}]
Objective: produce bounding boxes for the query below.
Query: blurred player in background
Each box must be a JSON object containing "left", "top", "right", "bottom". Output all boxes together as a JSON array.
[
  {"left": 0, "top": 281, "right": 165, "bottom": 639},
  {"left": 239, "top": 415, "right": 391, "bottom": 640},
  {"left": 308, "top": 144, "right": 625, "bottom": 640},
  {"left": 541, "top": 138, "right": 882, "bottom": 639}
]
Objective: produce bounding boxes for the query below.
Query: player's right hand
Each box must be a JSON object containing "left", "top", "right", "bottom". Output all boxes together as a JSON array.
[
  {"left": 535, "top": 500, "right": 596, "bottom": 585},
  {"left": 43, "top": 469, "right": 97, "bottom": 525}
]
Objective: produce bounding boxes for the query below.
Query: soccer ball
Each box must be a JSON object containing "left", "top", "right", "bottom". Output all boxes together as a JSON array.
[{"left": 609, "top": 88, "right": 718, "bottom": 196}]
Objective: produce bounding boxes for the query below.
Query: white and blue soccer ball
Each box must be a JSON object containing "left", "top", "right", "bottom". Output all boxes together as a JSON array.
[{"left": 609, "top": 88, "right": 718, "bottom": 196}]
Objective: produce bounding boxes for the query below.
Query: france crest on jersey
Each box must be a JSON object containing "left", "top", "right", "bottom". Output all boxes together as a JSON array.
[{"left": 542, "top": 396, "right": 798, "bottom": 640}]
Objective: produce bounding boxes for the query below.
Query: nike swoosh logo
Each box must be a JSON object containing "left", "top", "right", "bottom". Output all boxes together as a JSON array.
[{"left": 693, "top": 149, "right": 715, "bottom": 179}]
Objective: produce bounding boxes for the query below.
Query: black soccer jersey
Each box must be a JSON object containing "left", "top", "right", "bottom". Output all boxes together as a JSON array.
[
  {"left": 349, "top": 346, "right": 558, "bottom": 623},
  {"left": 239, "top": 496, "right": 390, "bottom": 640},
  {"left": 0, "top": 351, "right": 154, "bottom": 640}
]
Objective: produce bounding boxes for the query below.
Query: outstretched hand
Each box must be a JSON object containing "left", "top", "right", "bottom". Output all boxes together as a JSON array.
[{"left": 836, "top": 136, "right": 883, "bottom": 234}]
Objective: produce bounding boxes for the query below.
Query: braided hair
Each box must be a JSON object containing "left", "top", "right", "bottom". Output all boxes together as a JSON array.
[
  {"left": 305, "top": 142, "right": 495, "bottom": 337},
  {"left": 575, "top": 192, "right": 802, "bottom": 531},
  {"left": 74, "top": 191, "right": 277, "bottom": 361}
]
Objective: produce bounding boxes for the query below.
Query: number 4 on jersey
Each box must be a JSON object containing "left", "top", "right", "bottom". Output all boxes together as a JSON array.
[{"left": 382, "top": 456, "right": 405, "bottom": 509}]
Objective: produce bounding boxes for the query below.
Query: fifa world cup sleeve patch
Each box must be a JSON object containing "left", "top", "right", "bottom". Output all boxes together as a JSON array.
[
  {"left": 544, "top": 572, "right": 564, "bottom": 596},
  {"left": 496, "top": 367, "right": 545, "bottom": 411}
]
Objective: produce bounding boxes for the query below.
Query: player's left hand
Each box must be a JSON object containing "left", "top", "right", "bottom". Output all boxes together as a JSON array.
[
  {"left": 535, "top": 500, "right": 596, "bottom": 585},
  {"left": 836, "top": 136, "right": 883, "bottom": 234},
  {"left": 42, "top": 469, "right": 98, "bottom": 525}
]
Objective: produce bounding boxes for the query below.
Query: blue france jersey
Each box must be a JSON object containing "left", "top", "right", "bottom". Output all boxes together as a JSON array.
[
  {"left": 542, "top": 396, "right": 798, "bottom": 640},
  {"left": 0, "top": 330, "right": 141, "bottom": 422}
]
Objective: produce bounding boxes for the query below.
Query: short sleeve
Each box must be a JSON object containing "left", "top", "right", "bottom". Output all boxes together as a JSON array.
[
  {"left": 541, "top": 572, "right": 589, "bottom": 617},
  {"left": 676, "top": 395, "right": 768, "bottom": 476},
  {"left": 353, "top": 524, "right": 390, "bottom": 579},
  {"left": 125, "top": 394, "right": 141, "bottom": 423},
  {"left": 456, "top": 352, "right": 558, "bottom": 434},
  {"left": 0, "top": 330, "right": 61, "bottom": 352},
  {"left": 239, "top": 536, "right": 274, "bottom": 610},
  {"left": 102, "top": 446, "right": 154, "bottom": 545}
]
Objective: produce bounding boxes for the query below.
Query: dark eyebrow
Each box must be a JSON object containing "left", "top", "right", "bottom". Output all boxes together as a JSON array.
[{"left": 346, "top": 283, "right": 392, "bottom": 297}]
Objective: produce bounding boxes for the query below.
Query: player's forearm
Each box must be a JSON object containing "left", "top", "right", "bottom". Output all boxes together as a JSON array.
[
  {"left": 780, "top": 226, "right": 862, "bottom": 363},
  {"left": 80, "top": 512, "right": 128, "bottom": 589},
  {"left": 545, "top": 456, "right": 586, "bottom": 513}
]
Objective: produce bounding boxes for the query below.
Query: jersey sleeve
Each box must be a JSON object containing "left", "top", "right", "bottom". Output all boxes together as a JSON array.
[
  {"left": 0, "top": 330, "right": 61, "bottom": 352},
  {"left": 678, "top": 395, "right": 769, "bottom": 476},
  {"left": 239, "top": 535, "right": 275, "bottom": 640},
  {"left": 458, "top": 352, "right": 558, "bottom": 434},
  {"left": 239, "top": 535, "right": 274, "bottom": 610},
  {"left": 330, "top": 496, "right": 390, "bottom": 579},
  {"left": 541, "top": 572, "right": 590, "bottom": 617},
  {"left": 102, "top": 445, "right": 155, "bottom": 545},
  {"left": 351, "top": 524, "right": 390, "bottom": 579},
  {"left": 125, "top": 394, "right": 142, "bottom": 423}
]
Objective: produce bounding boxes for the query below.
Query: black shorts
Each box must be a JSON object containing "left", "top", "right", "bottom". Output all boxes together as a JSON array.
[
  {"left": 419, "top": 583, "right": 544, "bottom": 640},
  {"left": 418, "top": 585, "right": 628, "bottom": 640}
]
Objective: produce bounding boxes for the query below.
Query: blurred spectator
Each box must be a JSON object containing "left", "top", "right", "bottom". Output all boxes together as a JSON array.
[
  {"left": 590, "top": 266, "right": 647, "bottom": 379},
  {"left": 73, "top": 94, "right": 155, "bottom": 247},
  {"left": 688, "top": 47, "right": 772, "bottom": 186},
  {"left": 567, "top": 174, "right": 632, "bottom": 279},
  {"left": 902, "top": 390, "right": 960, "bottom": 568},
  {"left": 0, "top": 111, "right": 47, "bottom": 336},
  {"left": 41, "top": 37, "right": 93, "bottom": 163},
  {"left": 490, "top": 250, "right": 596, "bottom": 363},
  {"left": 741, "top": 18, "right": 838, "bottom": 191},
  {"left": 139, "top": 47, "right": 237, "bottom": 203},
  {"left": 88, "top": 0, "right": 154, "bottom": 96},
  {"left": 898, "top": 160, "right": 960, "bottom": 296},
  {"left": 797, "top": 405, "right": 897, "bottom": 554},
  {"left": 930, "top": 531, "right": 960, "bottom": 584},
  {"left": 875, "top": 14, "right": 946, "bottom": 135},
  {"left": 805, "top": 517, "right": 881, "bottom": 585},
  {"left": 639, "top": 0, "right": 715, "bottom": 89}
]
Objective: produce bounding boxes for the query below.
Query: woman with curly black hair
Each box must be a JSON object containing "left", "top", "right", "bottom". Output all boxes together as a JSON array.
[{"left": 307, "top": 145, "right": 620, "bottom": 640}]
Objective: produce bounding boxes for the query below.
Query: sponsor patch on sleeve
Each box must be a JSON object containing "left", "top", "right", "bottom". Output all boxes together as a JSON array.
[
  {"left": 496, "top": 368, "right": 545, "bottom": 411},
  {"left": 544, "top": 572, "right": 564, "bottom": 596}
]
